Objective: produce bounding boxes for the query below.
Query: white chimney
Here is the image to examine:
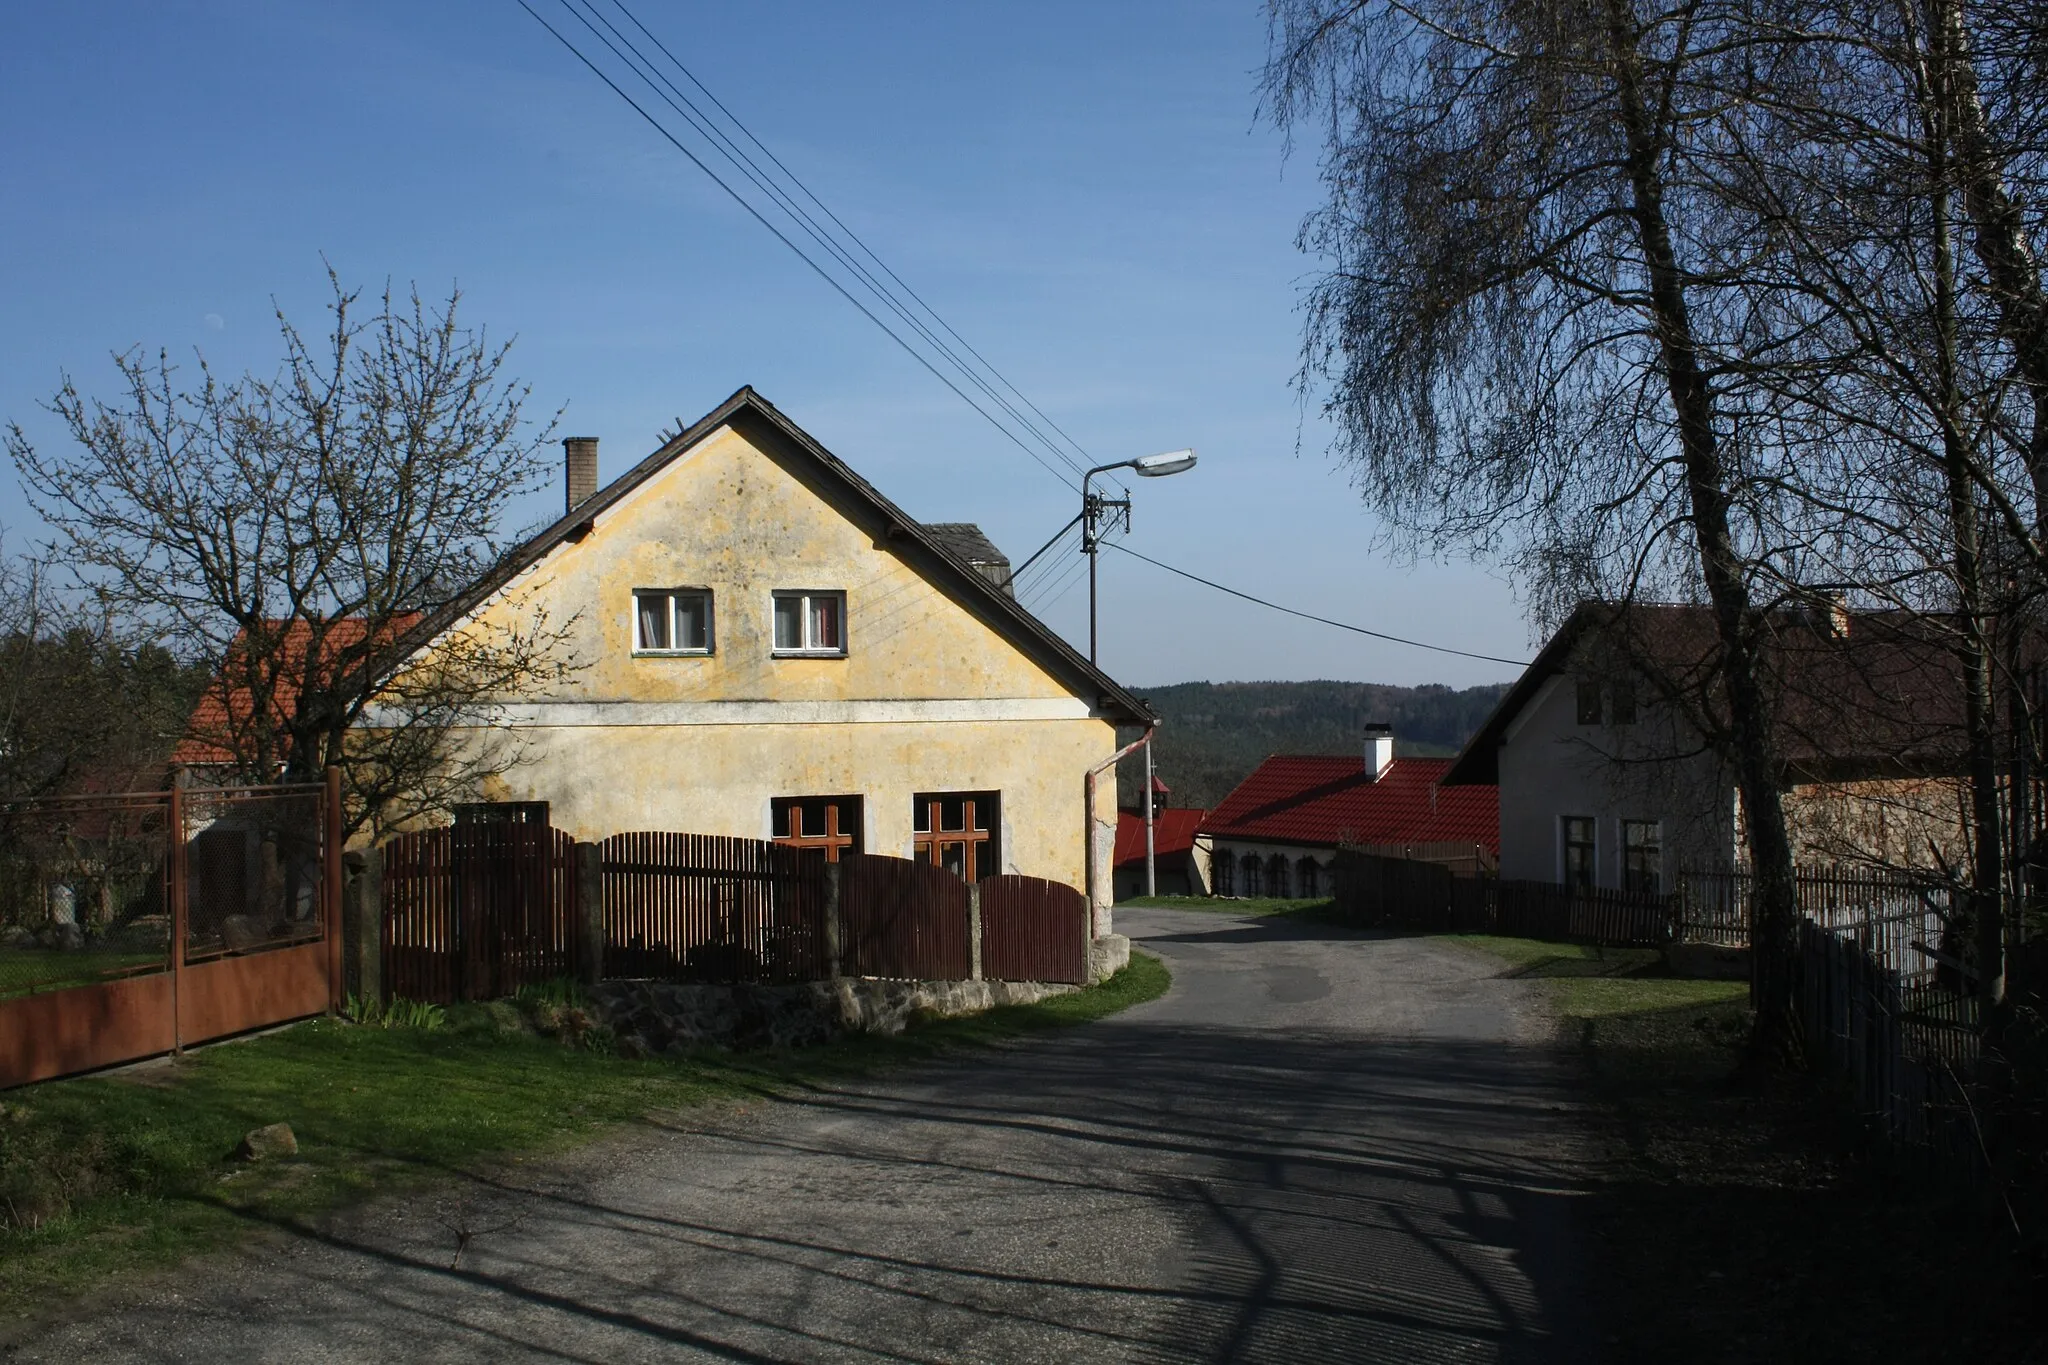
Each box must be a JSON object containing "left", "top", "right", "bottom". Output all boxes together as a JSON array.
[{"left": 1365, "top": 723, "right": 1394, "bottom": 780}]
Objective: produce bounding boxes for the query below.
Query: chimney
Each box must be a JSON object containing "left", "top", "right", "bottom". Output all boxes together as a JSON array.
[
  {"left": 1364, "top": 723, "right": 1394, "bottom": 780},
  {"left": 563, "top": 437, "right": 599, "bottom": 515}
]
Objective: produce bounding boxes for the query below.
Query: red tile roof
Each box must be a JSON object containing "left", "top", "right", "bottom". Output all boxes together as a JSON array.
[
  {"left": 1114, "top": 808, "right": 1206, "bottom": 867},
  {"left": 172, "top": 615, "right": 420, "bottom": 767},
  {"left": 1199, "top": 756, "right": 1497, "bottom": 852}
]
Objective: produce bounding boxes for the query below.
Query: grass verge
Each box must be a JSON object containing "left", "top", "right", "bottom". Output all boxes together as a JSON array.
[
  {"left": 0, "top": 952, "right": 1169, "bottom": 1322},
  {"left": 1117, "top": 894, "right": 1344, "bottom": 921},
  {"left": 1451, "top": 934, "right": 2041, "bottom": 1362}
]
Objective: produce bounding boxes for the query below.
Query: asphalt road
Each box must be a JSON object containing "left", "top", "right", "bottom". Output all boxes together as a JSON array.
[{"left": 8, "top": 909, "right": 1599, "bottom": 1363}]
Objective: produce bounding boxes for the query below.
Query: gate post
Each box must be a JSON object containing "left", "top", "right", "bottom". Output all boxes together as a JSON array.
[
  {"left": 824, "top": 861, "right": 844, "bottom": 979},
  {"left": 346, "top": 847, "right": 384, "bottom": 1008},
  {"left": 324, "top": 766, "right": 345, "bottom": 1013},
  {"left": 968, "top": 883, "right": 983, "bottom": 982},
  {"left": 167, "top": 779, "right": 186, "bottom": 1053},
  {"left": 575, "top": 842, "right": 603, "bottom": 989}
]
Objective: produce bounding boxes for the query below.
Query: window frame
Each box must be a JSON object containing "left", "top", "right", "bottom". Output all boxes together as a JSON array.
[
  {"left": 912, "top": 790, "right": 1000, "bottom": 881},
  {"left": 1240, "top": 853, "right": 1263, "bottom": 897},
  {"left": 770, "top": 589, "right": 848, "bottom": 657},
  {"left": 1212, "top": 847, "right": 1234, "bottom": 896},
  {"left": 632, "top": 587, "right": 715, "bottom": 656},
  {"left": 771, "top": 794, "right": 863, "bottom": 864},
  {"left": 1562, "top": 815, "right": 1597, "bottom": 890},
  {"left": 1622, "top": 818, "right": 1663, "bottom": 896},
  {"left": 1574, "top": 677, "right": 1603, "bottom": 725}
]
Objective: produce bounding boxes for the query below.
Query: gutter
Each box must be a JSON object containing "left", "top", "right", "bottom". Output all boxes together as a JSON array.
[{"left": 1085, "top": 722, "right": 1156, "bottom": 938}]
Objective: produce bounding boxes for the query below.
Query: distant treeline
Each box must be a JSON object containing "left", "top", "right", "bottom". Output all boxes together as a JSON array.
[{"left": 1117, "top": 679, "right": 1511, "bottom": 811}]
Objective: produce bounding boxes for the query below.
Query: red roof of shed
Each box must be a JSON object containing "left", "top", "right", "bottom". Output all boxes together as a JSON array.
[
  {"left": 1199, "top": 756, "right": 1497, "bottom": 852},
  {"left": 1113, "top": 808, "right": 1206, "bottom": 867}
]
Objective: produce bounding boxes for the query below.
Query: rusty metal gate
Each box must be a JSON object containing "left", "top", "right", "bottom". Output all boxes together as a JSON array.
[{"left": 0, "top": 772, "right": 342, "bottom": 1089}]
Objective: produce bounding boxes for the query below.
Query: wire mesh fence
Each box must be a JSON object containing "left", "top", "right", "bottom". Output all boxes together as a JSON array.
[
  {"left": 181, "top": 785, "right": 327, "bottom": 963},
  {"left": 0, "top": 793, "right": 171, "bottom": 1001}
]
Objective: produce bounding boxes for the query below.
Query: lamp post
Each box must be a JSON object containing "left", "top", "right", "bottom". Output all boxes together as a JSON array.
[
  {"left": 1082, "top": 449, "right": 1196, "bottom": 666},
  {"left": 1080, "top": 448, "right": 1196, "bottom": 900}
]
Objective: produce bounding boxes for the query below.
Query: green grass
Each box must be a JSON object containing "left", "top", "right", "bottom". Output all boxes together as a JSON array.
[
  {"left": 1438, "top": 934, "right": 1749, "bottom": 1019},
  {"left": 0, "top": 953, "right": 1170, "bottom": 1319}
]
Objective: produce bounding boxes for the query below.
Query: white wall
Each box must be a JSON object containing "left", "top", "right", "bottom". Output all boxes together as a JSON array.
[{"left": 1496, "top": 670, "right": 1736, "bottom": 889}]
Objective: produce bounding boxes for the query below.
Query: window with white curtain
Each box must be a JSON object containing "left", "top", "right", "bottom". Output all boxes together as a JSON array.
[
  {"left": 772, "top": 590, "right": 846, "bottom": 656},
  {"left": 633, "top": 589, "right": 713, "bottom": 654}
]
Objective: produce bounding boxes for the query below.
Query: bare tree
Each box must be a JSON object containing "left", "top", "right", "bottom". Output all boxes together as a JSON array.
[
  {"left": 1264, "top": 0, "right": 1814, "bottom": 1056},
  {"left": 6, "top": 271, "right": 579, "bottom": 836}
]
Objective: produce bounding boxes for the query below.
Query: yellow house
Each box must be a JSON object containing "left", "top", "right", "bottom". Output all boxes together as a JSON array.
[{"left": 397, "top": 387, "right": 1154, "bottom": 926}]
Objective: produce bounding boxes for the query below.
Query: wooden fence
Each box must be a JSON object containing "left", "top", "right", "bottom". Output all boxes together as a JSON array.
[
  {"left": 1678, "top": 866, "right": 1952, "bottom": 965},
  {"left": 1331, "top": 849, "right": 1671, "bottom": 947},
  {"left": 378, "top": 828, "right": 1096, "bottom": 1000},
  {"left": 600, "top": 832, "right": 826, "bottom": 984},
  {"left": 979, "top": 874, "right": 1088, "bottom": 984},
  {"left": 382, "top": 822, "right": 580, "bottom": 1003},
  {"left": 838, "top": 854, "right": 972, "bottom": 981}
]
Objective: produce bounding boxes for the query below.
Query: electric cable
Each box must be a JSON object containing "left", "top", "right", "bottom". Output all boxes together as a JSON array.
[
  {"left": 1103, "top": 541, "right": 1532, "bottom": 667},
  {"left": 522, "top": 0, "right": 1101, "bottom": 493}
]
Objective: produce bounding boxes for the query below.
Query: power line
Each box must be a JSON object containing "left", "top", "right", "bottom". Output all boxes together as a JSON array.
[
  {"left": 1104, "top": 542, "right": 1532, "bottom": 668},
  {"left": 602, "top": 0, "right": 1099, "bottom": 483},
  {"left": 521, "top": 0, "right": 1097, "bottom": 493}
]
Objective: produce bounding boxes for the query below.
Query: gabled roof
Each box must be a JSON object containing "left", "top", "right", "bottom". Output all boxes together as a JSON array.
[
  {"left": 921, "top": 522, "right": 1015, "bottom": 598},
  {"left": 1114, "top": 807, "right": 1206, "bottom": 866},
  {"left": 1443, "top": 600, "right": 1991, "bottom": 786},
  {"left": 1198, "top": 755, "right": 1498, "bottom": 851},
  {"left": 396, "top": 388, "right": 1152, "bottom": 725}
]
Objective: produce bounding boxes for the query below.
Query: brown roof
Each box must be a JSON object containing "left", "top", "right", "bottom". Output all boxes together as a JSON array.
[
  {"left": 1445, "top": 601, "right": 1991, "bottom": 786},
  {"left": 173, "top": 615, "right": 422, "bottom": 767}
]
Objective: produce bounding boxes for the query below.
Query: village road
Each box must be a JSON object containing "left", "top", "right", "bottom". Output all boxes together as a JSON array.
[{"left": 7, "top": 909, "right": 1600, "bottom": 1363}]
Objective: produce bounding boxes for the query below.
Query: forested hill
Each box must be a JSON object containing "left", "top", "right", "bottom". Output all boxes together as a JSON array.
[{"left": 1120, "top": 679, "right": 1512, "bottom": 811}]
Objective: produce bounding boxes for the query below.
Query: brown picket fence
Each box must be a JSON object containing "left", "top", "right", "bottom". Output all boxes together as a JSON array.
[
  {"left": 838, "top": 853, "right": 971, "bottom": 980},
  {"left": 1331, "top": 849, "right": 1672, "bottom": 947},
  {"left": 599, "top": 831, "right": 826, "bottom": 984},
  {"left": 381, "top": 822, "right": 580, "bottom": 1003},
  {"left": 979, "top": 874, "right": 1088, "bottom": 983}
]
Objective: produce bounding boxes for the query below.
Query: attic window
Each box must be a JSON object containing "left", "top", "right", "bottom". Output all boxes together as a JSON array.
[
  {"left": 772, "top": 591, "right": 846, "bottom": 656},
  {"left": 1575, "top": 678, "right": 1602, "bottom": 725},
  {"left": 634, "top": 589, "right": 713, "bottom": 655}
]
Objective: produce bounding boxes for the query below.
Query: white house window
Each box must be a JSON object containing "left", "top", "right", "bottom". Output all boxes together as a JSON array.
[
  {"left": 1563, "top": 816, "right": 1596, "bottom": 890},
  {"left": 772, "top": 591, "right": 846, "bottom": 656},
  {"left": 634, "top": 589, "right": 713, "bottom": 654},
  {"left": 1622, "top": 819, "right": 1662, "bottom": 896}
]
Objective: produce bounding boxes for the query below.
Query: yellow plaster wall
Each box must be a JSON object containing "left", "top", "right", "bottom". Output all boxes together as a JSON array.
[{"left": 446, "top": 421, "right": 1120, "bottom": 889}]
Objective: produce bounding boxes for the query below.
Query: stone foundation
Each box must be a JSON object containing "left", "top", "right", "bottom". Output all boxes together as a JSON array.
[
  {"left": 592, "top": 976, "right": 1079, "bottom": 1054},
  {"left": 1088, "top": 933, "right": 1131, "bottom": 984}
]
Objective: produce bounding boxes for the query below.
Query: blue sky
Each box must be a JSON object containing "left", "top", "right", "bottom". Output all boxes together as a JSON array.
[{"left": 0, "top": 0, "right": 1528, "bottom": 689}]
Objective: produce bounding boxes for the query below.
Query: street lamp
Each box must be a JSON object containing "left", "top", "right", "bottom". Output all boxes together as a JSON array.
[
  {"left": 1083, "top": 449, "right": 1196, "bottom": 665},
  {"left": 1080, "top": 448, "right": 1195, "bottom": 902}
]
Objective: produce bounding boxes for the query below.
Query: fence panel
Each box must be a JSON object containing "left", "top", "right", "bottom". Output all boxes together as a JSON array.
[
  {"left": 839, "top": 854, "right": 970, "bottom": 980},
  {"left": 4, "top": 779, "right": 338, "bottom": 1089},
  {"left": 382, "top": 823, "right": 579, "bottom": 1003},
  {"left": 979, "top": 874, "right": 1087, "bottom": 983},
  {"left": 599, "top": 832, "right": 825, "bottom": 984}
]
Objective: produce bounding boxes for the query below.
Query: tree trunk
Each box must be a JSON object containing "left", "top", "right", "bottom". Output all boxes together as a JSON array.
[
  {"left": 1602, "top": 0, "right": 1803, "bottom": 1060},
  {"left": 1925, "top": 0, "right": 2048, "bottom": 537},
  {"left": 1926, "top": 1, "right": 2009, "bottom": 1016}
]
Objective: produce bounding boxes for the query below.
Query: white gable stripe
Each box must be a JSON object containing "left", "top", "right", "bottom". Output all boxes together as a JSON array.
[{"left": 361, "top": 697, "right": 1098, "bottom": 728}]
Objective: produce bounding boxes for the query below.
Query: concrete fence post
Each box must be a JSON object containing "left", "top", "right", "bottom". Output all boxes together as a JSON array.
[
  {"left": 576, "top": 842, "right": 604, "bottom": 989},
  {"left": 968, "top": 883, "right": 983, "bottom": 982},
  {"left": 824, "top": 861, "right": 844, "bottom": 978},
  {"left": 346, "top": 847, "right": 383, "bottom": 1008}
]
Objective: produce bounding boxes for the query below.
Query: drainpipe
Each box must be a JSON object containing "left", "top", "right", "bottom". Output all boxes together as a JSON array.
[{"left": 1086, "top": 723, "right": 1156, "bottom": 939}]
